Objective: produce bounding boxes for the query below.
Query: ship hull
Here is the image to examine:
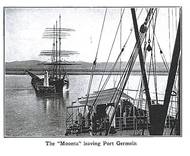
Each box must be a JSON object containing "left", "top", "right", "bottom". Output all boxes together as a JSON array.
[{"left": 26, "top": 70, "right": 69, "bottom": 96}]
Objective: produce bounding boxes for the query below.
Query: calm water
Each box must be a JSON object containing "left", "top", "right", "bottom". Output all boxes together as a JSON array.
[{"left": 5, "top": 74, "right": 169, "bottom": 137}]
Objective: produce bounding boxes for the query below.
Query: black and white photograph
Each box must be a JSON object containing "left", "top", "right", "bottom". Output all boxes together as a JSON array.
[{"left": 4, "top": 7, "right": 182, "bottom": 138}]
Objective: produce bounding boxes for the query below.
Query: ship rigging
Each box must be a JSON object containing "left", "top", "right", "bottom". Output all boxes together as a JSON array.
[
  {"left": 27, "top": 15, "right": 79, "bottom": 96},
  {"left": 65, "top": 7, "right": 181, "bottom": 136}
]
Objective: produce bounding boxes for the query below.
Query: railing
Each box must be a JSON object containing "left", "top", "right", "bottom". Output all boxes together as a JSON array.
[{"left": 115, "top": 116, "right": 149, "bottom": 130}]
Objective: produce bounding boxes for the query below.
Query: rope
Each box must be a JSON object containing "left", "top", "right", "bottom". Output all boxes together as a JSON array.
[
  {"left": 95, "top": 9, "right": 108, "bottom": 59},
  {"left": 114, "top": 8, "right": 123, "bottom": 89},
  {"left": 105, "top": 33, "right": 145, "bottom": 117},
  {"left": 147, "top": 52, "right": 152, "bottom": 84},
  {"left": 133, "top": 31, "right": 150, "bottom": 133},
  {"left": 145, "top": 8, "right": 170, "bottom": 72},
  {"left": 153, "top": 26, "right": 178, "bottom": 94},
  {"left": 119, "top": 8, "right": 123, "bottom": 80},
  {"left": 85, "top": 8, "right": 155, "bottom": 135},
  {"left": 93, "top": 8, "right": 144, "bottom": 108},
  {"left": 88, "top": 31, "right": 141, "bottom": 132},
  {"left": 175, "top": 8, "right": 178, "bottom": 31},
  {"left": 136, "top": 33, "right": 148, "bottom": 109},
  {"left": 172, "top": 8, "right": 174, "bottom": 49},
  {"left": 83, "top": 9, "right": 107, "bottom": 116},
  {"left": 144, "top": 8, "right": 159, "bottom": 104},
  {"left": 106, "top": 8, "right": 157, "bottom": 135},
  {"left": 97, "top": 9, "right": 125, "bottom": 91},
  {"left": 105, "top": 32, "right": 148, "bottom": 133},
  {"left": 152, "top": 10, "right": 159, "bottom": 104},
  {"left": 168, "top": 8, "right": 172, "bottom": 60},
  {"left": 154, "top": 35, "right": 169, "bottom": 71}
]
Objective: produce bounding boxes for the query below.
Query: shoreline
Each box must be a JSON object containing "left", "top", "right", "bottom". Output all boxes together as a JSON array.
[{"left": 5, "top": 69, "right": 169, "bottom": 76}]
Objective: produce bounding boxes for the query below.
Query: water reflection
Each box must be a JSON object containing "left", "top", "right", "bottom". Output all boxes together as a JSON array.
[
  {"left": 5, "top": 75, "right": 171, "bottom": 137},
  {"left": 36, "top": 91, "right": 69, "bottom": 134}
]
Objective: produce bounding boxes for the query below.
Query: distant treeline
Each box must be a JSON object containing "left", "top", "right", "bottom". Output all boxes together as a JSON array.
[{"left": 5, "top": 60, "right": 169, "bottom": 75}]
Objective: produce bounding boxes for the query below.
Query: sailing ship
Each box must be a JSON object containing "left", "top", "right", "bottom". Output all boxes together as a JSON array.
[
  {"left": 27, "top": 15, "right": 78, "bottom": 96},
  {"left": 65, "top": 8, "right": 181, "bottom": 136}
]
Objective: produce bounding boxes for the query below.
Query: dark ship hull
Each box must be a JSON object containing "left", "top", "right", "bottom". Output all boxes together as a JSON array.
[{"left": 26, "top": 70, "right": 69, "bottom": 96}]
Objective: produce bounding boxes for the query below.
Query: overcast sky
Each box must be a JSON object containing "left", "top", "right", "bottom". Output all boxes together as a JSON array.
[{"left": 5, "top": 7, "right": 180, "bottom": 63}]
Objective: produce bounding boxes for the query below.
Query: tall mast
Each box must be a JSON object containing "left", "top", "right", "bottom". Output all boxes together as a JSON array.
[
  {"left": 40, "top": 16, "right": 77, "bottom": 79},
  {"left": 55, "top": 20, "right": 58, "bottom": 78},
  {"left": 176, "top": 56, "right": 181, "bottom": 135},
  {"left": 162, "top": 17, "right": 181, "bottom": 134},
  {"left": 52, "top": 25, "right": 56, "bottom": 78},
  {"left": 131, "top": 8, "right": 152, "bottom": 111},
  {"left": 131, "top": 8, "right": 181, "bottom": 135},
  {"left": 59, "top": 15, "right": 61, "bottom": 78},
  {"left": 105, "top": 8, "right": 155, "bottom": 135}
]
